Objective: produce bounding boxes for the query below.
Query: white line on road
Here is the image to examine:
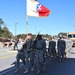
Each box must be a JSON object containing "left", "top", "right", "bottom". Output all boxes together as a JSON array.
[{"left": 0, "top": 64, "right": 23, "bottom": 75}]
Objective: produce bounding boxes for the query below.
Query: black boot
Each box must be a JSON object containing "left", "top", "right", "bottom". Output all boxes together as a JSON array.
[
  {"left": 35, "top": 70, "right": 40, "bottom": 75},
  {"left": 14, "top": 68, "right": 19, "bottom": 73},
  {"left": 24, "top": 68, "right": 29, "bottom": 73},
  {"left": 42, "top": 63, "right": 45, "bottom": 71}
]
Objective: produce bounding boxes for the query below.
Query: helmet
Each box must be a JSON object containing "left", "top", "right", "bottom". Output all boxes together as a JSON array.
[{"left": 37, "top": 35, "right": 42, "bottom": 40}]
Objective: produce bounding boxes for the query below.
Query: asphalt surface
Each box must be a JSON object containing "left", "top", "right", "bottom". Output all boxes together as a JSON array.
[
  {"left": 0, "top": 47, "right": 17, "bottom": 72},
  {"left": 0, "top": 47, "right": 75, "bottom": 75}
]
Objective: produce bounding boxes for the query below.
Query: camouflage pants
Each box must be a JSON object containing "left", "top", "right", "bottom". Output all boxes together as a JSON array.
[
  {"left": 25, "top": 51, "right": 35, "bottom": 68},
  {"left": 58, "top": 48, "right": 65, "bottom": 59},
  {"left": 35, "top": 50, "right": 44, "bottom": 71},
  {"left": 49, "top": 48, "right": 56, "bottom": 60},
  {"left": 16, "top": 51, "right": 25, "bottom": 69}
]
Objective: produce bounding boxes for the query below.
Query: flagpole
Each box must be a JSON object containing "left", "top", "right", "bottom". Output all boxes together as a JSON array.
[
  {"left": 26, "top": 15, "right": 28, "bottom": 36},
  {"left": 26, "top": 0, "right": 28, "bottom": 36}
]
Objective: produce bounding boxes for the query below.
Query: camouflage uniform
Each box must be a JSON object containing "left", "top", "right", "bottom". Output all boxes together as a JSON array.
[
  {"left": 15, "top": 41, "right": 25, "bottom": 73},
  {"left": 34, "top": 35, "right": 46, "bottom": 74},
  {"left": 49, "top": 40, "right": 56, "bottom": 61},
  {"left": 23, "top": 39, "right": 35, "bottom": 73},
  {"left": 57, "top": 38, "right": 66, "bottom": 61}
]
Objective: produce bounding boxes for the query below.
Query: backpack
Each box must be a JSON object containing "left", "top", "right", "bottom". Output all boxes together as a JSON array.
[{"left": 36, "top": 40, "right": 43, "bottom": 49}]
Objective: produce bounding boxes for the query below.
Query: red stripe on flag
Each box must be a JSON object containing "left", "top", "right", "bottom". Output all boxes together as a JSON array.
[{"left": 37, "top": 5, "right": 50, "bottom": 17}]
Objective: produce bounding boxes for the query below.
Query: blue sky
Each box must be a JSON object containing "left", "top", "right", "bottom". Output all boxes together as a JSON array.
[{"left": 0, "top": 0, "right": 75, "bottom": 36}]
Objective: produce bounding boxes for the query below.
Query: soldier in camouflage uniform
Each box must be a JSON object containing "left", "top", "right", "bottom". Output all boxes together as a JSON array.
[
  {"left": 57, "top": 35, "right": 66, "bottom": 61},
  {"left": 15, "top": 37, "right": 25, "bottom": 73},
  {"left": 49, "top": 37, "right": 56, "bottom": 61},
  {"left": 23, "top": 34, "right": 35, "bottom": 73},
  {"left": 34, "top": 34, "right": 46, "bottom": 75}
]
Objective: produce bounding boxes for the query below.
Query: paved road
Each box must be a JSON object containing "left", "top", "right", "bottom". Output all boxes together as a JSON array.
[
  {"left": 0, "top": 47, "right": 75, "bottom": 75},
  {"left": 0, "top": 47, "right": 17, "bottom": 72},
  {"left": 0, "top": 47, "right": 13, "bottom": 52}
]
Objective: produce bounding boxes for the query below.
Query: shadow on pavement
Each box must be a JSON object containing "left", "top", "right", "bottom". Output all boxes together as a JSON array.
[{"left": 1, "top": 58, "right": 75, "bottom": 75}]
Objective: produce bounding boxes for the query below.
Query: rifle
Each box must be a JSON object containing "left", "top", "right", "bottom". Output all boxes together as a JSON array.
[
  {"left": 33, "top": 31, "right": 41, "bottom": 49},
  {"left": 35, "top": 31, "right": 41, "bottom": 40}
]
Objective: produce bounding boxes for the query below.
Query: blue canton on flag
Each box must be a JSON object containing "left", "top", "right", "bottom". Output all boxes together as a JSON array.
[{"left": 36, "top": 4, "right": 41, "bottom": 11}]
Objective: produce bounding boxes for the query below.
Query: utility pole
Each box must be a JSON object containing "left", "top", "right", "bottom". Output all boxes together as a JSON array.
[{"left": 15, "top": 23, "right": 19, "bottom": 37}]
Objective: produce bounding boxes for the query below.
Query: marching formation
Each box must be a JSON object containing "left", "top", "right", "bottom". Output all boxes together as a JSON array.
[{"left": 14, "top": 34, "right": 66, "bottom": 75}]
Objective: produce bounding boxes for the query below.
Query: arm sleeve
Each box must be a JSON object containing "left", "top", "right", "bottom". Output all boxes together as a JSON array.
[
  {"left": 49, "top": 41, "right": 50, "bottom": 49},
  {"left": 57, "top": 40, "right": 59, "bottom": 50},
  {"left": 64, "top": 41, "right": 66, "bottom": 50},
  {"left": 43, "top": 40, "right": 46, "bottom": 53},
  {"left": 23, "top": 41, "right": 27, "bottom": 50}
]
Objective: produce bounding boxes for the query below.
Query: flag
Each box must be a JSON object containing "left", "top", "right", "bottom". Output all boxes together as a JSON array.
[{"left": 27, "top": 0, "right": 50, "bottom": 17}]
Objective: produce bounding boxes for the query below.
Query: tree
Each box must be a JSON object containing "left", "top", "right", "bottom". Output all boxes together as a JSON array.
[
  {"left": 0, "top": 18, "right": 4, "bottom": 37},
  {"left": 0, "top": 18, "right": 4, "bottom": 30},
  {"left": 0, "top": 18, "right": 13, "bottom": 38},
  {"left": 17, "top": 34, "right": 23, "bottom": 38},
  {"left": 58, "top": 32, "right": 67, "bottom": 37},
  {"left": 2, "top": 26, "right": 13, "bottom": 38}
]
